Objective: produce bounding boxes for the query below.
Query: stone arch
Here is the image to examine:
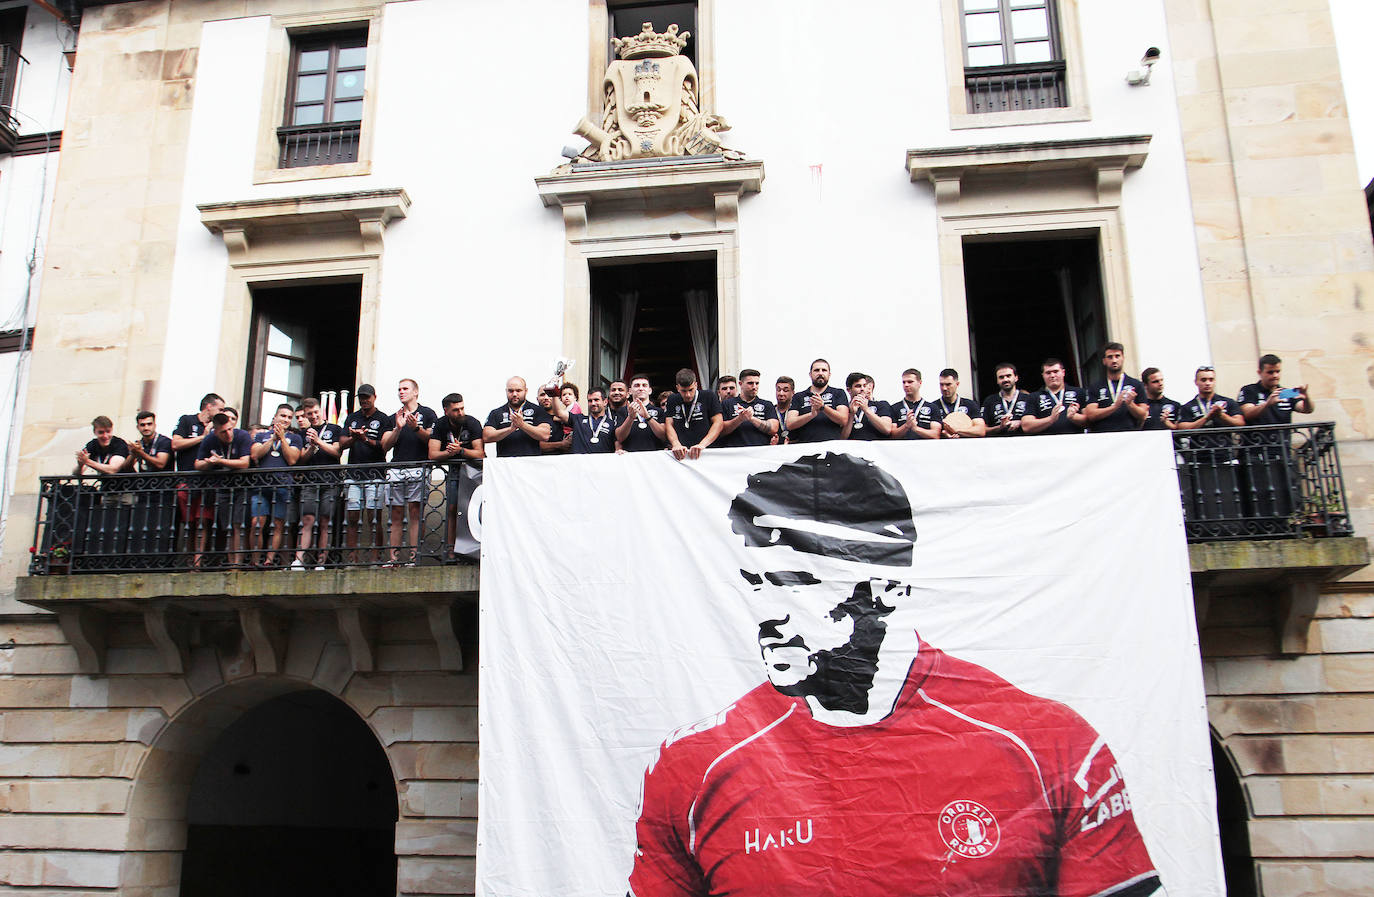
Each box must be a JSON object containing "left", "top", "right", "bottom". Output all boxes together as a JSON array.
[
  {"left": 118, "top": 674, "right": 401, "bottom": 894},
  {"left": 1210, "top": 727, "right": 1258, "bottom": 897}
]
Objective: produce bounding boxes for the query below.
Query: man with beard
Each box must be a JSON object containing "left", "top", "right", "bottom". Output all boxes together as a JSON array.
[
  {"left": 890, "top": 368, "right": 938, "bottom": 440},
  {"left": 774, "top": 376, "right": 795, "bottom": 445},
  {"left": 717, "top": 375, "right": 738, "bottom": 403},
  {"left": 628, "top": 453, "right": 1162, "bottom": 897},
  {"left": 981, "top": 363, "right": 1030, "bottom": 436},
  {"left": 607, "top": 379, "right": 631, "bottom": 420},
  {"left": 844, "top": 372, "right": 893, "bottom": 440},
  {"left": 124, "top": 411, "right": 175, "bottom": 558},
  {"left": 617, "top": 375, "right": 668, "bottom": 453},
  {"left": 483, "top": 376, "right": 554, "bottom": 458},
  {"left": 719, "top": 368, "right": 780, "bottom": 448},
  {"left": 553, "top": 386, "right": 617, "bottom": 454},
  {"left": 930, "top": 369, "right": 985, "bottom": 439},
  {"left": 665, "top": 368, "right": 723, "bottom": 460},
  {"left": 341, "top": 384, "right": 393, "bottom": 561},
  {"left": 1236, "top": 353, "right": 1314, "bottom": 523},
  {"left": 1084, "top": 343, "right": 1148, "bottom": 434},
  {"left": 1022, "top": 359, "right": 1089, "bottom": 436},
  {"left": 1138, "top": 369, "right": 1180, "bottom": 431},
  {"left": 429, "top": 392, "right": 484, "bottom": 561},
  {"left": 784, "top": 359, "right": 850, "bottom": 443}
]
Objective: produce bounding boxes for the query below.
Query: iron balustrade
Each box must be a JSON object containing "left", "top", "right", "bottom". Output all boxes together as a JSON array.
[
  {"left": 1172, "top": 422, "right": 1352, "bottom": 542},
  {"left": 277, "top": 121, "right": 361, "bottom": 168},
  {"left": 965, "top": 61, "right": 1068, "bottom": 114},
  {"left": 29, "top": 461, "right": 478, "bottom": 574},
  {"left": 26, "top": 423, "right": 1355, "bottom": 574}
]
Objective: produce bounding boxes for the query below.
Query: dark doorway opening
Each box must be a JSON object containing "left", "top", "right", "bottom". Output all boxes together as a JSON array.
[
  {"left": 179, "top": 689, "right": 398, "bottom": 897},
  {"left": 609, "top": 2, "right": 697, "bottom": 68},
  {"left": 1212, "top": 735, "right": 1258, "bottom": 897},
  {"left": 589, "top": 257, "right": 717, "bottom": 394},
  {"left": 245, "top": 280, "right": 361, "bottom": 426},
  {"left": 963, "top": 235, "right": 1106, "bottom": 399}
]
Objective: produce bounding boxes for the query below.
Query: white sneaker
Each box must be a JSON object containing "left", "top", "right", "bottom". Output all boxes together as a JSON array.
[
  {"left": 290, "top": 559, "right": 304, "bottom": 571},
  {"left": 314, "top": 565, "right": 326, "bottom": 571}
]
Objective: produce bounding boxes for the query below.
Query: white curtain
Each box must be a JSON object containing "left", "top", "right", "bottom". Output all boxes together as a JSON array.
[
  {"left": 684, "top": 289, "right": 715, "bottom": 387},
  {"left": 617, "top": 290, "right": 639, "bottom": 380}
]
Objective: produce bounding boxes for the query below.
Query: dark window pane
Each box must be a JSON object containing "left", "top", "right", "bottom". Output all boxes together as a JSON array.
[
  {"left": 334, "top": 71, "right": 364, "bottom": 100},
  {"left": 297, "top": 49, "right": 330, "bottom": 73},
  {"left": 292, "top": 104, "right": 324, "bottom": 125},
  {"left": 295, "top": 73, "right": 326, "bottom": 103},
  {"left": 332, "top": 99, "right": 363, "bottom": 122},
  {"left": 611, "top": 3, "right": 697, "bottom": 66},
  {"left": 338, "top": 46, "right": 367, "bottom": 68}
]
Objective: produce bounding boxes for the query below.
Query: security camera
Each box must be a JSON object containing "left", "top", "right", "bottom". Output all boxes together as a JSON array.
[{"left": 1127, "top": 47, "right": 1161, "bottom": 86}]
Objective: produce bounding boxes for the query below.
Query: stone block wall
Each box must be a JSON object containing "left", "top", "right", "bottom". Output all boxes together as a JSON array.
[
  {"left": 1204, "top": 586, "right": 1374, "bottom": 896},
  {"left": 0, "top": 610, "right": 478, "bottom": 896}
]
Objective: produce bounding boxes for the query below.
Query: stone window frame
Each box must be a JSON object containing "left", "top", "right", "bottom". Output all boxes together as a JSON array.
[
  {"left": 939, "top": 0, "right": 1090, "bottom": 130},
  {"left": 907, "top": 136, "right": 1150, "bottom": 381},
  {"left": 252, "top": 7, "right": 383, "bottom": 185},
  {"left": 588, "top": 0, "right": 715, "bottom": 120}
]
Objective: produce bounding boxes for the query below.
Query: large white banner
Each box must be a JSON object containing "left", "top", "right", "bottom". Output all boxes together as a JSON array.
[{"left": 478, "top": 434, "right": 1223, "bottom": 897}]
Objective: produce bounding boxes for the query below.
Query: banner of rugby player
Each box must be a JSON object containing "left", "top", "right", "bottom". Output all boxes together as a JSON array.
[{"left": 478, "top": 434, "right": 1224, "bottom": 897}]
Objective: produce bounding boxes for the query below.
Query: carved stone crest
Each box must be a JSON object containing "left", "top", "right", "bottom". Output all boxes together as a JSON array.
[{"left": 571, "top": 23, "right": 741, "bottom": 163}]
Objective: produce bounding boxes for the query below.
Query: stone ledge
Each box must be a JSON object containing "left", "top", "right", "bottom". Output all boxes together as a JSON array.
[
  {"left": 907, "top": 135, "right": 1151, "bottom": 205},
  {"left": 535, "top": 157, "right": 764, "bottom": 210}
]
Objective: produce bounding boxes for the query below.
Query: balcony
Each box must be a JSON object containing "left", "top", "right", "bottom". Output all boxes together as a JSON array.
[
  {"left": 0, "top": 43, "right": 27, "bottom": 153},
  {"left": 277, "top": 120, "right": 361, "bottom": 169},
  {"left": 964, "top": 61, "right": 1067, "bottom": 115}
]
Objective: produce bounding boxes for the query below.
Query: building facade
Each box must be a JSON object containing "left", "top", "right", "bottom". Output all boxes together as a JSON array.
[{"left": 0, "top": 0, "right": 1370, "bottom": 894}]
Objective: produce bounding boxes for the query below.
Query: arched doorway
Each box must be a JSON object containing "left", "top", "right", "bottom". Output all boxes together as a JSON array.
[
  {"left": 1212, "top": 732, "right": 1257, "bottom": 897},
  {"left": 177, "top": 688, "right": 398, "bottom": 896}
]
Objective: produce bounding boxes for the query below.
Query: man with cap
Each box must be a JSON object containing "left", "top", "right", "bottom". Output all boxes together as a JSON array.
[{"left": 629, "top": 452, "right": 1161, "bottom": 897}]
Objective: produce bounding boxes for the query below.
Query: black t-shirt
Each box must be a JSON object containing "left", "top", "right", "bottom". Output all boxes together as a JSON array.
[
  {"left": 929, "top": 396, "right": 983, "bottom": 427},
  {"left": 173, "top": 413, "right": 208, "bottom": 472},
  {"left": 847, "top": 399, "right": 892, "bottom": 441},
  {"left": 567, "top": 412, "right": 617, "bottom": 454},
  {"left": 83, "top": 437, "right": 129, "bottom": 474},
  {"left": 1027, "top": 386, "right": 1090, "bottom": 436},
  {"left": 721, "top": 396, "right": 780, "bottom": 448},
  {"left": 665, "top": 390, "right": 723, "bottom": 448},
  {"left": 1237, "top": 382, "right": 1298, "bottom": 426},
  {"left": 1142, "top": 396, "right": 1182, "bottom": 431},
  {"left": 197, "top": 428, "right": 252, "bottom": 462},
  {"left": 252, "top": 430, "right": 303, "bottom": 483},
  {"left": 389, "top": 405, "right": 438, "bottom": 463},
  {"left": 1178, "top": 395, "right": 1241, "bottom": 448},
  {"left": 981, "top": 391, "right": 1031, "bottom": 436},
  {"left": 485, "top": 401, "right": 553, "bottom": 458},
  {"left": 297, "top": 423, "right": 343, "bottom": 467},
  {"left": 131, "top": 434, "right": 173, "bottom": 472},
  {"left": 431, "top": 415, "right": 482, "bottom": 460},
  {"left": 786, "top": 386, "right": 849, "bottom": 443},
  {"left": 890, "top": 397, "right": 935, "bottom": 440},
  {"left": 619, "top": 404, "right": 666, "bottom": 453},
  {"left": 344, "top": 409, "right": 393, "bottom": 469},
  {"left": 1086, "top": 375, "right": 1147, "bottom": 433}
]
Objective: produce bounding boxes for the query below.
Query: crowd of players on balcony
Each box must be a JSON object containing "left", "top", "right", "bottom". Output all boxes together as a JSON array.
[{"left": 69, "top": 345, "right": 1311, "bottom": 567}]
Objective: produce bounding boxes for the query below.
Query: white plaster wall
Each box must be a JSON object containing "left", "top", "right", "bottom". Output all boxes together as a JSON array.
[{"left": 159, "top": 0, "right": 1211, "bottom": 422}]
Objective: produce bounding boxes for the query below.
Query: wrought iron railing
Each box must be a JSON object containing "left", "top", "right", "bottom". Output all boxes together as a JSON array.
[
  {"left": 277, "top": 121, "right": 361, "bottom": 168},
  {"left": 29, "top": 461, "right": 480, "bottom": 574},
  {"left": 1173, "top": 422, "right": 1353, "bottom": 542},
  {"left": 965, "top": 61, "right": 1067, "bottom": 114}
]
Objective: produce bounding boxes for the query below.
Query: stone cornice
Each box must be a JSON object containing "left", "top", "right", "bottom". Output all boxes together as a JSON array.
[
  {"left": 906, "top": 136, "right": 1151, "bottom": 205},
  {"left": 198, "top": 188, "right": 410, "bottom": 257},
  {"left": 535, "top": 157, "right": 764, "bottom": 211}
]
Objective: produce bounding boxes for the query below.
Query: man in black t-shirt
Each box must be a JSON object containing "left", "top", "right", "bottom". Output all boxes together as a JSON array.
[
  {"left": 1237, "top": 354, "right": 1313, "bottom": 523},
  {"left": 537, "top": 388, "right": 571, "bottom": 454},
  {"left": 122, "top": 411, "right": 175, "bottom": 558},
  {"left": 553, "top": 386, "right": 617, "bottom": 454},
  {"left": 930, "top": 369, "right": 985, "bottom": 439},
  {"left": 845, "top": 372, "right": 893, "bottom": 440},
  {"left": 1138, "top": 368, "right": 1181, "bottom": 432},
  {"left": 341, "top": 383, "right": 394, "bottom": 561},
  {"left": 717, "top": 375, "right": 738, "bottom": 404},
  {"left": 429, "top": 392, "right": 484, "bottom": 559},
  {"left": 484, "top": 376, "right": 554, "bottom": 458},
  {"left": 75, "top": 415, "right": 129, "bottom": 477},
  {"left": 774, "top": 376, "right": 795, "bottom": 445},
  {"left": 249, "top": 404, "right": 303, "bottom": 567},
  {"left": 665, "top": 368, "right": 723, "bottom": 460},
  {"left": 1084, "top": 342, "right": 1148, "bottom": 433},
  {"left": 1175, "top": 366, "right": 1245, "bottom": 528},
  {"left": 617, "top": 375, "right": 668, "bottom": 453},
  {"left": 292, "top": 397, "right": 343, "bottom": 570},
  {"left": 194, "top": 412, "right": 253, "bottom": 567},
  {"left": 380, "top": 378, "right": 437, "bottom": 565},
  {"left": 124, "top": 411, "right": 172, "bottom": 472},
  {"left": 172, "top": 392, "right": 224, "bottom": 545},
  {"left": 890, "top": 368, "right": 937, "bottom": 441},
  {"left": 1022, "top": 358, "right": 1089, "bottom": 436},
  {"left": 719, "top": 369, "right": 780, "bottom": 448},
  {"left": 785, "top": 359, "right": 850, "bottom": 443},
  {"left": 607, "top": 379, "right": 631, "bottom": 421},
  {"left": 981, "top": 363, "right": 1030, "bottom": 437}
]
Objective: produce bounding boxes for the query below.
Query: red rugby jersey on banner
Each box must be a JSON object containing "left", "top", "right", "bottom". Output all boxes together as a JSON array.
[{"left": 629, "top": 645, "right": 1160, "bottom": 897}]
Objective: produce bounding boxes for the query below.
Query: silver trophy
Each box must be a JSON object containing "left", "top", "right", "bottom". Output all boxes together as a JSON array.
[{"left": 545, "top": 357, "right": 575, "bottom": 393}]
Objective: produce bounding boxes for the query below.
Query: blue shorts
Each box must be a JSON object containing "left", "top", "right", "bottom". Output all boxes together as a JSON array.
[{"left": 251, "top": 486, "right": 292, "bottom": 520}]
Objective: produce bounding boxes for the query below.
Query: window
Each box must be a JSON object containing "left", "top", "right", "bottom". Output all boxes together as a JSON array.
[
  {"left": 960, "top": 0, "right": 1066, "bottom": 114},
  {"left": 278, "top": 29, "right": 367, "bottom": 169},
  {"left": 244, "top": 282, "right": 360, "bottom": 426}
]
